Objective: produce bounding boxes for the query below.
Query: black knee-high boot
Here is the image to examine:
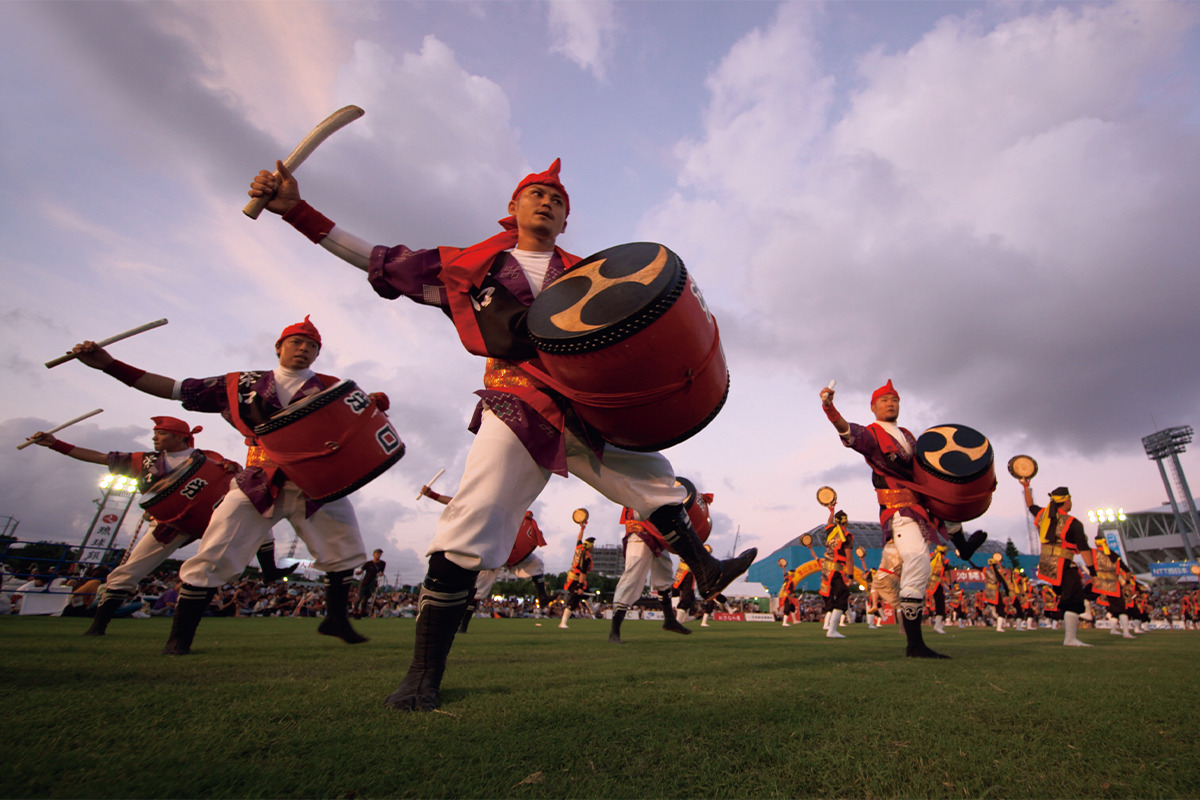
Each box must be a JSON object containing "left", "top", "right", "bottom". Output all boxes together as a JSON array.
[
  {"left": 256, "top": 542, "right": 300, "bottom": 583},
  {"left": 83, "top": 590, "right": 128, "bottom": 636},
  {"left": 318, "top": 570, "right": 368, "bottom": 644},
  {"left": 608, "top": 608, "right": 627, "bottom": 643},
  {"left": 162, "top": 585, "right": 215, "bottom": 655},
  {"left": 900, "top": 597, "right": 949, "bottom": 659},
  {"left": 660, "top": 590, "right": 691, "bottom": 635},
  {"left": 648, "top": 504, "right": 757, "bottom": 601},
  {"left": 385, "top": 553, "right": 477, "bottom": 712},
  {"left": 458, "top": 599, "right": 478, "bottom": 633},
  {"left": 950, "top": 529, "right": 987, "bottom": 564},
  {"left": 532, "top": 574, "right": 550, "bottom": 612}
]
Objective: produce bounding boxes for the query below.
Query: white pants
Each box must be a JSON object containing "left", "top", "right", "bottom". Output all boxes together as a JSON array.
[
  {"left": 180, "top": 483, "right": 364, "bottom": 588},
  {"left": 890, "top": 515, "right": 932, "bottom": 601},
  {"left": 473, "top": 552, "right": 545, "bottom": 600},
  {"left": 105, "top": 525, "right": 192, "bottom": 594},
  {"left": 429, "top": 410, "right": 685, "bottom": 571},
  {"left": 612, "top": 536, "right": 675, "bottom": 610}
]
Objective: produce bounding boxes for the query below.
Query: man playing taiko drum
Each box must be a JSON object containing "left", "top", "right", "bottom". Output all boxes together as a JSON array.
[
  {"left": 249, "top": 158, "right": 756, "bottom": 711},
  {"left": 820, "top": 380, "right": 985, "bottom": 658},
  {"left": 27, "top": 416, "right": 275, "bottom": 636},
  {"left": 69, "top": 317, "right": 385, "bottom": 654}
]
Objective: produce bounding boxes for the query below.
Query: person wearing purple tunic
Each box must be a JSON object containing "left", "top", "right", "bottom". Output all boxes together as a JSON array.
[
  {"left": 248, "top": 158, "right": 757, "bottom": 712},
  {"left": 67, "top": 317, "right": 381, "bottom": 655}
]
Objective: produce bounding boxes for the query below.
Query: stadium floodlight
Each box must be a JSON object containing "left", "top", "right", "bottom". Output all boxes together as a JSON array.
[
  {"left": 1142, "top": 426, "right": 1193, "bottom": 460},
  {"left": 1087, "top": 507, "right": 1125, "bottom": 524}
]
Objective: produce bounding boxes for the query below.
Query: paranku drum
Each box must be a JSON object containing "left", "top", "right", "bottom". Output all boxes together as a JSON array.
[
  {"left": 526, "top": 242, "right": 728, "bottom": 451},
  {"left": 138, "top": 451, "right": 233, "bottom": 538},
  {"left": 253, "top": 379, "right": 405, "bottom": 503},
  {"left": 912, "top": 424, "right": 997, "bottom": 522},
  {"left": 1007, "top": 454, "right": 1038, "bottom": 481},
  {"left": 816, "top": 486, "right": 837, "bottom": 507}
]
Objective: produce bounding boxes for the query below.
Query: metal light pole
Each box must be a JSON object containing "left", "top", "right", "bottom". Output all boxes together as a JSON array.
[{"left": 1142, "top": 426, "right": 1199, "bottom": 562}]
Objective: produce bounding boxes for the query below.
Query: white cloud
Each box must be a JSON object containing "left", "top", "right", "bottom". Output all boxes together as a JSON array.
[{"left": 547, "top": 0, "right": 618, "bottom": 80}]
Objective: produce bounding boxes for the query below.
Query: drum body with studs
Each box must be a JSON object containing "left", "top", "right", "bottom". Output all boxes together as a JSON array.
[
  {"left": 526, "top": 242, "right": 728, "bottom": 451},
  {"left": 252, "top": 379, "right": 405, "bottom": 503},
  {"left": 138, "top": 451, "right": 233, "bottom": 538},
  {"left": 912, "top": 424, "right": 997, "bottom": 522}
]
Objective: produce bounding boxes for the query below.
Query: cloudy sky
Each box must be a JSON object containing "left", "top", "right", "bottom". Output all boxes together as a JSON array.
[{"left": 2, "top": 0, "right": 1198, "bottom": 588}]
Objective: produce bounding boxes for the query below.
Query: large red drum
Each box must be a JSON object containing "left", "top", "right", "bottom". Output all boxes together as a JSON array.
[
  {"left": 253, "top": 379, "right": 405, "bottom": 503},
  {"left": 912, "top": 424, "right": 997, "bottom": 522},
  {"left": 526, "top": 242, "right": 728, "bottom": 451},
  {"left": 138, "top": 451, "right": 233, "bottom": 538}
]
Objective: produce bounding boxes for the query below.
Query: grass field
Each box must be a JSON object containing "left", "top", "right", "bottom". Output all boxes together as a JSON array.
[{"left": 2, "top": 615, "right": 1197, "bottom": 800}]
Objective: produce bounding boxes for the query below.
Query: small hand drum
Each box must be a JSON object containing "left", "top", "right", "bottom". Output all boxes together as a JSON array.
[
  {"left": 572, "top": 508, "right": 589, "bottom": 525},
  {"left": 800, "top": 533, "right": 813, "bottom": 547},
  {"left": 855, "top": 546, "right": 866, "bottom": 559},
  {"left": 777, "top": 557, "right": 788, "bottom": 569},
  {"left": 816, "top": 486, "right": 837, "bottom": 507},
  {"left": 1007, "top": 454, "right": 1038, "bottom": 481}
]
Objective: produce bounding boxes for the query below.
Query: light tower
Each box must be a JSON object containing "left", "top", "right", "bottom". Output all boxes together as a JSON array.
[{"left": 1141, "top": 426, "right": 1199, "bottom": 562}]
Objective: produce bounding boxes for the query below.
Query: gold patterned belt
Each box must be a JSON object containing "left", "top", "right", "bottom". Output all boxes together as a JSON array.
[
  {"left": 877, "top": 487, "right": 919, "bottom": 509},
  {"left": 483, "top": 358, "right": 546, "bottom": 390},
  {"left": 245, "top": 445, "right": 276, "bottom": 469}
]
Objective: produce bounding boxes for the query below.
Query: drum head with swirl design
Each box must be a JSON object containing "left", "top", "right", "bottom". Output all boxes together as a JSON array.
[
  {"left": 816, "top": 486, "right": 837, "bottom": 506},
  {"left": 915, "top": 424, "right": 994, "bottom": 483},
  {"left": 527, "top": 242, "right": 686, "bottom": 354},
  {"left": 1007, "top": 455, "right": 1038, "bottom": 480}
]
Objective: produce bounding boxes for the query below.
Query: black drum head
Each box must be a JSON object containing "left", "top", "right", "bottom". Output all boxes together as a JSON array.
[
  {"left": 527, "top": 242, "right": 685, "bottom": 353},
  {"left": 915, "top": 424, "right": 993, "bottom": 482}
]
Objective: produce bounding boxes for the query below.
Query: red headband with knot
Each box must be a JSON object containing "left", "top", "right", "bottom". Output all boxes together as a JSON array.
[
  {"left": 152, "top": 416, "right": 201, "bottom": 442},
  {"left": 871, "top": 379, "right": 899, "bottom": 405},
  {"left": 512, "top": 158, "right": 570, "bottom": 217},
  {"left": 276, "top": 315, "right": 321, "bottom": 349}
]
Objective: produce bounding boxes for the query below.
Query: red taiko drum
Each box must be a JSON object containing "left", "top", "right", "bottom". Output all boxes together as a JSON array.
[
  {"left": 138, "top": 451, "right": 233, "bottom": 538},
  {"left": 526, "top": 242, "right": 728, "bottom": 451},
  {"left": 912, "top": 424, "right": 997, "bottom": 522},
  {"left": 253, "top": 379, "right": 405, "bottom": 502}
]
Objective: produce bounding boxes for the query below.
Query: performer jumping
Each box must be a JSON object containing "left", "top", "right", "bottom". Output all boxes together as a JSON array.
[
  {"left": 1020, "top": 478, "right": 1095, "bottom": 647},
  {"left": 26, "top": 417, "right": 292, "bottom": 635},
  {"left": 250, "top": 158, "right": 756, "bottom": 710},
  {"left": 609, "top": 504, "right": 695, "bottom": 643},
  {"left": 67, "top": 317, "right": 384, "bottom": 654},
  {"left": 820, "top": 379, "right": 982, "bottom": 658}
]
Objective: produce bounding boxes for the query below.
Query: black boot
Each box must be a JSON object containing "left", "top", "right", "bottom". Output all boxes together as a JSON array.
[
  {"left": 384, "top": 553, "right": 477, "bottom": 712},
  {"left": 659, "top": 590, "right": 691, "bottom": 635},
  {"left": 648, "top": 504, "right": 757, "bottom": 601},
  {"left": 950, "top": 529, "right": 987, "bottom": 564},
  {"left": 318, "top": 570, "right": 368, "bottom": 644},
  {"left": 900, "top": 597, "right": 949, "bottom": 659},
  {"left": 162, "top": 585, "right": 214, "bottom": 655},
  {"left": 83, "top": 591, "right": 127, "bottom": 636},
  {"left": 609, "top": 608, "right": 627, "bottom": 643},
  {"left": 458, "top": 600, "right": 477, "bottom": 634},
  {"left": 256, "top": 543, "right": 300, "bottom": 583},
  {"left": 532, "top": 574, "right": 550, "bottom": 612}
]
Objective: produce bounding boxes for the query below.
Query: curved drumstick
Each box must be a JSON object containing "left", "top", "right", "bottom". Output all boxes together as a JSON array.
[
  {"left": 17, "top": 408, "right": 103, "bottom": 450},
  {"left": 416, "top": 468, "right": 445, "bottom": 501},
  {"left": 45, "top": 319, "right": 168, "bottom": 368},
  {"left": 243, "top": 105, "right": 365, "bottom": 219}
]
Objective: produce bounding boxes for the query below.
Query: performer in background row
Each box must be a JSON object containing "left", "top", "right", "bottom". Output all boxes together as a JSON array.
[
  {"left": 27, "top": 417, "right": 289, "bottom": 636},
  {"left": 925, "top": 545, "right": 951, "bottom": 634},
  {"left": 1091, "top": 534, "right": 1137, "bottom": 639},
  {"left": 251, "top": 158, "right": 755, "bottom": 711},
  {"left": 560, "top": 524, "right": 594, "bottom": 629},
  {"left": 1021, "top": 478, "right": 1095, "bottom": 647},
  {"left": 821, "top": 379, "right": 979, "bottom": 658},
  {"left": 983, "top": 553, "right": 1009, "bottom": 631},
  {"left": 805, "top": 506, "right": 854, "bottom": 639},
  {"left": 777, "top": 558, "right": 798, "bottom": 628},
  {"left": 609, "top": 506, "right": 693, "bottom": 643},
  {"left": 68, "top": 317, "right": 384, "bottom": 654}
]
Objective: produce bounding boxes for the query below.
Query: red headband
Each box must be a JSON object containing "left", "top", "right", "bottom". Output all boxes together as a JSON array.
[
  {"left": 871, "top": 379, "right": 898, "bottom": 405},
  {"left": 512, "top": 158, "right": 570, "bottom": 217},
  {"left": 152, "top": 416, "right": 201, "bottom": 441},
  {"left": 276, "top": 315, "right": 321, "bottom": 349}
]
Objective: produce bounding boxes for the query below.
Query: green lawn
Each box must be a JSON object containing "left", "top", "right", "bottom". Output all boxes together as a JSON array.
[{"left": 1, "top": 616, "right": 1195, "bottom": 799}]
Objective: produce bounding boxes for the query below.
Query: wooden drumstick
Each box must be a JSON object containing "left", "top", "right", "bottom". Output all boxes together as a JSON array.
[
  {"left": 17, "top": 408, "right": 103, "bottom": 450},
  {"left": 243, "top": 105, "right": 366, "bottom": 219},
  {"left": 45, "top": 318, "right": 168, "bottom": 368},
  {"left": 416, "top": 468, "right": 445, "bottom": 501}
]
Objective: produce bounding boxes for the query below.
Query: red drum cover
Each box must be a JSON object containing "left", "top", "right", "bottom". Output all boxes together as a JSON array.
[
  {"left": 253, "top": 380, "right": 405, "bottom": 502},
  {"left": 527, "top": 242, "right": 728, "bottom": 451},
  {"left": 912, "top": 424, "right": 997, "bottom": 522},
  {"left": 138, "top": 451, "right": 233, "bottom": 538}
]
